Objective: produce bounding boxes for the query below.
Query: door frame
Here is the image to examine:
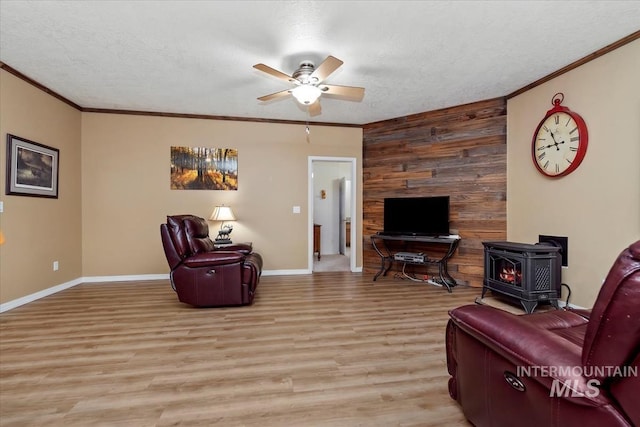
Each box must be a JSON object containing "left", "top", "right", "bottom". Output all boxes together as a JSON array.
[{"left": 308, "top": 156, "right": 357, "bottom": 272}]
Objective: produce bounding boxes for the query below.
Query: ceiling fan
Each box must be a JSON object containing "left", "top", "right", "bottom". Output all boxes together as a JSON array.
[{"left": 253, "top": 55, "right": 365, "bottom": 116}]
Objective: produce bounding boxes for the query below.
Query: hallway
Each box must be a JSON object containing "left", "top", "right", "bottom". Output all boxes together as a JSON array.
[{"left": 313, "top": 247, "right": 351, "bottom": 272}]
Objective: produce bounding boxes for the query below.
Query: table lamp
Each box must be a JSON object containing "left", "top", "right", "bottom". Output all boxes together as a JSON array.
[{"left": 210, "top": 205, "right": 236, "bottom": 244}]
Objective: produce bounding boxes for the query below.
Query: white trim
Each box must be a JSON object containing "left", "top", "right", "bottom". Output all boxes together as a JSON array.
[
  {"left": 0, "top": 277, "right": 82, "bottom": 313},
  {"left": 308, "top": 156, "right": 358, "bottom": 273},
  {"left": 0, "top": 269, "right": 337, "bottom": 312},
  {"left": 262, "top": 269, "right": 310, "bottom": 276},
  {"left": 81, "top": 274, "right": 169, "bottom": 283},
  {"left": 0, "top": 275, "right": 169, "bottom": 313},
  {"left": 558, "top": 300, "right": 586, "bottom": 310}
]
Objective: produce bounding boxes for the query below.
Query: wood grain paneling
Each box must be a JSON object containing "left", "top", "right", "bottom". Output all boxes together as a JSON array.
[{"left": 363, "top": 97, "right": 507, "bottom": 287}]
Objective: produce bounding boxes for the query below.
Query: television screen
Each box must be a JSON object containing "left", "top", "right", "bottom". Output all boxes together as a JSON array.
[{"left": 383, "top": 196, "right": 450, "bottom": 236}]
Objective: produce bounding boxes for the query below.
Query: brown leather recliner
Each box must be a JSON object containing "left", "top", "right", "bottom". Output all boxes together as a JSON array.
[
  {"left": 160, "top": 215, "right": 263, "bottom": 307},
  {"left": 446, "top": 240, "right": 640, "bottom": 427}
]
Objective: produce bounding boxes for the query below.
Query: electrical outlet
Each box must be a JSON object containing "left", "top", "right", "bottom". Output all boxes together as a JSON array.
[
  {"left": 53, "top": 261, "right": 59, "bottom": 271},
  {"left": 0, "top": 201, "right": 3, "bottom": 213}
]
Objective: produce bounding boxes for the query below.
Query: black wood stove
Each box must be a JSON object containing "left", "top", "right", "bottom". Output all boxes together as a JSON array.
[{"left": 482, "top": 241, "right": 561, "bottom": 313}]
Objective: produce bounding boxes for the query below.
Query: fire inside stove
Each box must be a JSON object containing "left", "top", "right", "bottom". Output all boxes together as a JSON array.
[{"left": 499, "top": 266, "right": 522, "bottom": 284}]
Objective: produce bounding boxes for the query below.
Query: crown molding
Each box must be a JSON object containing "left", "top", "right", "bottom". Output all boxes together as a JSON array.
[
  {"left": 0, "top": 61, "right": 82, "bottom": 110},
  {"left": 0, "top": 61, "right": 359, "bottom": 128},
  {"left": 4, "top": 30, "right": 639, "bottom": 126},
  {"left": 507, "top": 30, "right": 640, "bottom": 99},
  {"left": 80, "top": 107, "right": 360, "bottom": 128}
]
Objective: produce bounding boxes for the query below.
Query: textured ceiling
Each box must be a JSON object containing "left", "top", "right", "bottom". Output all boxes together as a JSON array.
[{"left": 1, "top": 1, "right": 639, "bottom": 125}]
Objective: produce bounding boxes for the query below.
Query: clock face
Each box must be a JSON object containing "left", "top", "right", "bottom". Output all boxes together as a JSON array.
[{"left": 532, "top": 110, "right": 587, "bottom": 177}]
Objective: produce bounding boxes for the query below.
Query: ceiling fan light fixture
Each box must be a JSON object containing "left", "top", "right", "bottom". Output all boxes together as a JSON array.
[{"left": 291, "top": 84, "right": 322, "bottom": 105}]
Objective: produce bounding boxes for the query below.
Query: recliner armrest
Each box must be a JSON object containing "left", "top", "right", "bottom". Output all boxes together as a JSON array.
[
  {"left": 449, "top": 304, "right": 611, "bottom": 406},
  {"left": 518, "top": 308, "right": 590, "bottom": 329},
  {"left": 182, "top": 251, "right": 244, "bottom": 268},
  {"left": 215, "top": 243, "right": 253, "bottom": 255}
]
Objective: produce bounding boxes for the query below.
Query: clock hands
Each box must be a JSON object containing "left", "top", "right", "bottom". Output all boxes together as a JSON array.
[
  {"left": 543, "top": 130, "right": 565, "bottom": 151},
  {"left": 532, "top": 97, "right": 587, "bottom": 177}
]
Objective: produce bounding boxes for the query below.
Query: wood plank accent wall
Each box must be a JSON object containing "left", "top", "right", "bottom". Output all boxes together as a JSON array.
[{"left": 362, "top": 97, "right": 507, "bottom": 287}]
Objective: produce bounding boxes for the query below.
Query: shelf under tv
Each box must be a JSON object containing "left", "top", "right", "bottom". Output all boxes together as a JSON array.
[{"left": 370, "top": 233, "right": 461, "bottom": 292}]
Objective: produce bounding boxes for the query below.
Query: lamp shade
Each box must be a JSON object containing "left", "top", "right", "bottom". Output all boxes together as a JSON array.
[
  {"left": 210, "top": 205, "right": 236, "bottom": 221},
  {"left": 291, "top": 84, "right": 322, "bottom": 105}
]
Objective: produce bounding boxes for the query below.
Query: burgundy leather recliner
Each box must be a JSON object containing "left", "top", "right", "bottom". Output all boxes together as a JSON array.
[
  {"left": 160, "top": 215, "right": 263, "bottom": 307},
  {"left": 446, "top": 240, "right": 640, "bottom": 427}
]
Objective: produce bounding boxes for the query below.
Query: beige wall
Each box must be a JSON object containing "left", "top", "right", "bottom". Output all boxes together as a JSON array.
[
  {"left": 81, "top": 113, "right": 362, "bottom": 276},
  {"left": 0, "top": 69, "right": 82, "bottom": 303},
  {"left": 1, "top": 66, "right": 361, "bottom": 306},
  {"left": 507, "top": 39, "right": 640, "bottom": 308},
  {"left": 2, "top": 38, "right": 636, "bottom": 309}
]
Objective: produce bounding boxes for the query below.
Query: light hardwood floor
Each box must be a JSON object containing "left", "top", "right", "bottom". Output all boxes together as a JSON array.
[{"left": 0, "top": 273, "right": 480, "bottom": 426}]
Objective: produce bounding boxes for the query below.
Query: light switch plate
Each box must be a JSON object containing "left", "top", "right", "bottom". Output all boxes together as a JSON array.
[{"left": 293, "top": 206, "right": 301, "bottom": 214}]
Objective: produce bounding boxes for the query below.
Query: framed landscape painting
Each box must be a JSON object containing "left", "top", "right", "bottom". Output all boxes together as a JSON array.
[
  {"left": 5, "top": 134, "right": 59, "bottom": 198},
  {"left": 170, "top": 146, "right": 238, "bottom": 190}
]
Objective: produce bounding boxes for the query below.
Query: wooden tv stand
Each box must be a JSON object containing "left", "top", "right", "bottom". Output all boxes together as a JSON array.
[{"left": 371, "top": 234, "right": 461, "bottom": 292}]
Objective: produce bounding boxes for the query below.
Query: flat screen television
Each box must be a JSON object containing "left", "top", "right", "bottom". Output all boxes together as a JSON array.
[{"left": 383, "top": 196, "right": 450, "bottom": 236}]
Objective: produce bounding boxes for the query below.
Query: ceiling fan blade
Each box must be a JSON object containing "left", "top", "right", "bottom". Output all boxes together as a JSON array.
[
  {"left": 308, "top": 100, "right": 322, "bottom": 117},
  {"left": 257, "top": 89, "right": 292, "bottom": 102},
  {"left": 253, "top": 63, "right": 293, "bottom": 83},
  {"left": 310, "top": 56, "right": 343, "bottom": 83},
  {"left": 321, "top": 84, "right": 365, "bottom": 101}
]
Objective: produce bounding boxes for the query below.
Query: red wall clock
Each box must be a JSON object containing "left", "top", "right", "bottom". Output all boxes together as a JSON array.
[{"left": 531, "top": 93, "right": 588, "bottom": 178}]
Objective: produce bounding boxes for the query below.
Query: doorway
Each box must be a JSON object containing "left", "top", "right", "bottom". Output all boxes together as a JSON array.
[{"left": 308, "top": 157, "right": 356, "bottom": 272}]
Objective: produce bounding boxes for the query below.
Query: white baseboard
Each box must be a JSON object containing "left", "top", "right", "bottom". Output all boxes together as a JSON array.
[
  {"left": 262, "top": 269, "right": 310, "bottom": 276},
  {"left": 81, "top": 274, "right": 169, "bottom": 283},
  {"left": 0, "top": 274, "right": 170, "bottom": 313},
  {"left": 1, "top": 268, "right": 364, "bottom": 313},
  {"left": 0, "top": 278, "right": 83, "bottom": 313},
  {"left": 263, "top": 268, "right": 363, "bottom": 275},
  {"left": 558, "top": 300, "right": 586, "bottom": 310}
]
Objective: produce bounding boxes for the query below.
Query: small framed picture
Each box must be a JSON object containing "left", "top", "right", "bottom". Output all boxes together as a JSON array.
[{"left": 5, "top": 134, "right": 59, "bottom": 198}]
